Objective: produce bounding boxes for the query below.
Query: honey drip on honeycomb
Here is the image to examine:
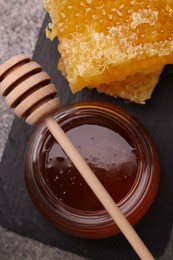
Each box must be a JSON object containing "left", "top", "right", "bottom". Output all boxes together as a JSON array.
[{"left": 43, "top": 0, "right": 173, "bottom": 103}]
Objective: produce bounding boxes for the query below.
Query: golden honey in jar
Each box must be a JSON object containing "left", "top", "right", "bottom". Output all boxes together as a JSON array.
[{"left": 24, "top": 101, "right": 160, "bottom": 238}]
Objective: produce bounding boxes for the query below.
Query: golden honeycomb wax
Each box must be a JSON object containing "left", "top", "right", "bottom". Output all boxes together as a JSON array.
[{"left": 43, "top": 0, "right": 173, "bottom": 103}]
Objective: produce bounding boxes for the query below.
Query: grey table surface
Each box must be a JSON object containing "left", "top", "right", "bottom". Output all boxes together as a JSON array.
[{"left": 0, "top": 1, "right": 172, "bottom": 259}]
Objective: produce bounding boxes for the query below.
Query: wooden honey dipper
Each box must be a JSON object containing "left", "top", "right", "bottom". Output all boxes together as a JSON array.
[{"left": 0, "top": 54, "right": 154, "bottom": 260}]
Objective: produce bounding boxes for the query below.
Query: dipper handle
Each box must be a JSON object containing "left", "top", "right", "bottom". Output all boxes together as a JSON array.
[{"left": 0, "top": 55, "right": 154, "bottom": 260}]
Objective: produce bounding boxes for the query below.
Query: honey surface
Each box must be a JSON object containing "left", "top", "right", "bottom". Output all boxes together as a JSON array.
[{"left": 41, "top": 124, "right": 137, "bottom": 211}]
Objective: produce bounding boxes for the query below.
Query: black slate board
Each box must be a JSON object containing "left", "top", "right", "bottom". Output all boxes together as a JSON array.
[{"left": 0, "top": 14, "right": 173, "bottom": 259}]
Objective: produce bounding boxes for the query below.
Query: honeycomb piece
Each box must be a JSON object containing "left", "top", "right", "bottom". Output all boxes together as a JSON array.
[
  {"left": 58, "top": 57, "right": 162, "bottom": 104},
  {"left": 95, "top": 70, "right": 162, "bottom": 104},
  {"left": 43, "top": 0, "right": 173, "bottom": 103}
]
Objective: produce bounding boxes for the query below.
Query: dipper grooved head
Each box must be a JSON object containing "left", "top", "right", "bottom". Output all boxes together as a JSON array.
[{"left": 0, "top": 55, "right": 60, "bottom": 125}]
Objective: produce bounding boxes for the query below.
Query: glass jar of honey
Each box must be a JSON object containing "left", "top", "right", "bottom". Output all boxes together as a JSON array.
[{"left": 24, "top": 101, "right": 160, "bottom": 238}]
